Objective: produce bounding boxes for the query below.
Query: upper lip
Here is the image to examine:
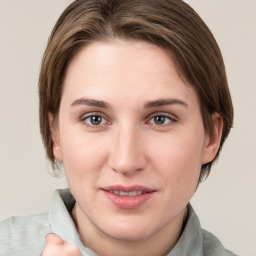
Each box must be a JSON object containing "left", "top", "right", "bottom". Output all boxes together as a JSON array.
[{"left": 102, "top": 185, "right": 156, "bottom": 193}]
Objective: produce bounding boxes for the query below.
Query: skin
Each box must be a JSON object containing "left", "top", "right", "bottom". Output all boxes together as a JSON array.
[
  {"left": 48, "top": 40, "right": 223, "bottom": 256},
  {"left": 42, "top": 234, "right": 81, "bottom": 256}
]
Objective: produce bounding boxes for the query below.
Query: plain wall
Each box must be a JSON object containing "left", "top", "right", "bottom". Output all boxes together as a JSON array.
[{"left": 0, "top": 1, "right": 255, "bottom": 255}]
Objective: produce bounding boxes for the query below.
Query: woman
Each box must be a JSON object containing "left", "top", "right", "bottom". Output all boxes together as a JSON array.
[{"left": 0, "top": 0, "right": 236, "bottom": 255}]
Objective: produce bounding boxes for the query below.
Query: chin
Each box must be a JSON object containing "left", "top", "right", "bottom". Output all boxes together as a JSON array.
[
  {"left": 108, "top": 229, "right": 152, "bottom": 242},
  {"left": 99, "top": 218, "right": 157, "bottom": 242}
]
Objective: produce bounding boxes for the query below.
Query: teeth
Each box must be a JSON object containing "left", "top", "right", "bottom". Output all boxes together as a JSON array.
[
  {"left": 127, "top": 191, "right": 137, "bottom": 196},
  {"left": 110, "top": 191, "right": 144, "bottom": 196},
  {"left": 120, "top": 191, "right": 129, "bottom": 196}
]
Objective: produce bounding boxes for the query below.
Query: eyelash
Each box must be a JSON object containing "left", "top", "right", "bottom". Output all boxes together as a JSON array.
[
  {"left": 80, "top": 113, "right": 110, "bottom": 128},
  {"left": 147, "top": 113, "right": 177, "bottom": 127},
  {"left": 80, "top": 112, "right": 177, "bottom": 128}
]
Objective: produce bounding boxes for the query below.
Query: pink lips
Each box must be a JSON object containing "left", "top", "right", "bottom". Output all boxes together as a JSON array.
[{"left": 102, "top": 185, "right": 156, "bottom": 209}]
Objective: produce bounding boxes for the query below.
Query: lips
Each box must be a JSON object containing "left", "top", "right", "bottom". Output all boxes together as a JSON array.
[
  {"left": 109, "top": 190, "right": 144, "bottom": 196},
  {"left": 101, "top": 185, "right": 156, "bottom": 209}
]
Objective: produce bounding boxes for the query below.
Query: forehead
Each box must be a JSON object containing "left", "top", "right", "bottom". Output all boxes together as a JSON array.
[{"left": 63, "top": 40, "right": 197, "bottom": 107}]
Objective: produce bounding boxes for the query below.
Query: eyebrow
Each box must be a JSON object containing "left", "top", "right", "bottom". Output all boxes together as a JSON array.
[
  {"left": 144, "top": 98, "right": 188, "bottom": 108},
  {"left": 71, "top": 98, "right": 111, "bottom": 109},
  {"left": 71, "top": 98, "right": 188, "bottom": 109}
]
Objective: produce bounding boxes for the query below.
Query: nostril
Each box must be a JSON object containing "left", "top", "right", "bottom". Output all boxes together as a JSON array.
[{"left": 109, "top": 155, "right": 146, "bottom": 175}]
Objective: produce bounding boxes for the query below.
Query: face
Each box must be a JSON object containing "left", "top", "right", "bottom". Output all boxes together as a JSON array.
[{"left": 50, "top": 41, "right": 221, "bottom": 243}]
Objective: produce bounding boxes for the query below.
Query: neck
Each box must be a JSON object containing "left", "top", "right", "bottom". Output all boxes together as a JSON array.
[{"left": 72, "top": 204, "right": 187, "bottom": 256}]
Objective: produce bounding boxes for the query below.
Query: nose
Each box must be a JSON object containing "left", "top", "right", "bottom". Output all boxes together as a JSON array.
[{"left": 108, "top": 124, "right": 147, "bottom": 175}]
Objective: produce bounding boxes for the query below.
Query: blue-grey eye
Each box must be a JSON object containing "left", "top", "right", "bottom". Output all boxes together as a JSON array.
[
  {"left": 149, "top": 115, "right": 172, "bottom": 125},
  {"left": 85, "top": 115, "right": 106, "bottom": 126}
]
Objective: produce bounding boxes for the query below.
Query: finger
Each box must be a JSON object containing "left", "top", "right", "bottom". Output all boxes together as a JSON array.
[
  {"left": 64, "top": 241, "right": 82, "bottom": 256},
  {"left": 45, "top": 233, "right": 65, "bottom": 245}
]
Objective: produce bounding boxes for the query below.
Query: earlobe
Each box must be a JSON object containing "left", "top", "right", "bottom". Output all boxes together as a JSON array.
[
  {"left": 48, "top": 113, "right": 63, "bottom": 162},
  {"left": 202, "top": 113, "right": 223, "bottom": 165}
]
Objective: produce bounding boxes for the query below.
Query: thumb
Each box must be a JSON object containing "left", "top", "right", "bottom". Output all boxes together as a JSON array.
[
  {"left": 45, "top": 233, "right": 65, "bottom": 245},
  {"left": 43, "top": 233, "right": 82, "bottom": 256}
]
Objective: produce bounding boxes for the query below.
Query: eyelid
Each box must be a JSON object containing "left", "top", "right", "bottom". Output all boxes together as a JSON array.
[
  {"left": 146, "top": 111, "right": 178, "bottom": 121},
  {"left": 79, "top": 112, "right": 111, "bottom": 127},
  {"left": 146, "top": 112, "right": 178, "bottom": 127}
]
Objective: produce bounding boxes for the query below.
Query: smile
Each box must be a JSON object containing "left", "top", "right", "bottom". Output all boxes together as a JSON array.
[
  {"left": 102, "top": 185, "right": 156, "bottom": 209},
  {"left": 108, "top": 190, "right": 145, "bottom": 196}
]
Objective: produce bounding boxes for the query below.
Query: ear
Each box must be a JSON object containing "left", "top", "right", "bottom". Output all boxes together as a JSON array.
[
  {"left": 48, "top": 113, "right": 63, "bottom": 162},
  {"left": 201, "top": 113, "right": 223, "bottom": 165}
]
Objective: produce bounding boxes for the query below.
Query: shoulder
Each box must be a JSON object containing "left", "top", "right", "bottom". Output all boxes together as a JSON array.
[
  {"left": 202, "top": 229, "right": 238, "bottom": 256},
  {"left": 0, "top": 212, "right": 52, "bottom": 256},
  {"left": 184, "top": 204, "right": 238, "bottom": 256}
]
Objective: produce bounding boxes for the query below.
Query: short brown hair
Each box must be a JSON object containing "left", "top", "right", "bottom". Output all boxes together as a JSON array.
[{"left": 39, "top": 0, "right": 233, "bottom": 181}]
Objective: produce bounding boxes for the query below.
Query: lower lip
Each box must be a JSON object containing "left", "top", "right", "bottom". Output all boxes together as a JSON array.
[{"left": 102, "top": 190, "right": 155, "bottom": 209}]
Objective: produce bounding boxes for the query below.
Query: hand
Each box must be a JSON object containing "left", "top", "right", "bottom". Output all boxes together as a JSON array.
[{"left": 41, "top": 234, "right": 82, "bottom": 256}]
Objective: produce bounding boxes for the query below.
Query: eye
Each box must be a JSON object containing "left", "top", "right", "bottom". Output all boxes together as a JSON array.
[
  {"left": 83, "top": 115, "right": 107, "bottom": 126},
  {"left": 148, "top": 115, "right": 174, "bottom": 126}
]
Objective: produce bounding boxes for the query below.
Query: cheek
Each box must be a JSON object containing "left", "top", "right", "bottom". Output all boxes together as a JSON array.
[
  {"left": 153, "top": 134, "right": 203, "bottom": 169},
  {"left": 149, "top": 128, "right": 204, "bottom": 189},
  {"left": 59, "top": 127, "right": 108, "bottom": 179}
]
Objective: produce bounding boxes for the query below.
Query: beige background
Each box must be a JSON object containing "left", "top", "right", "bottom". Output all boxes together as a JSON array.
[{"left": 0, "top": 1, "right": 255, "bottom": 255}]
